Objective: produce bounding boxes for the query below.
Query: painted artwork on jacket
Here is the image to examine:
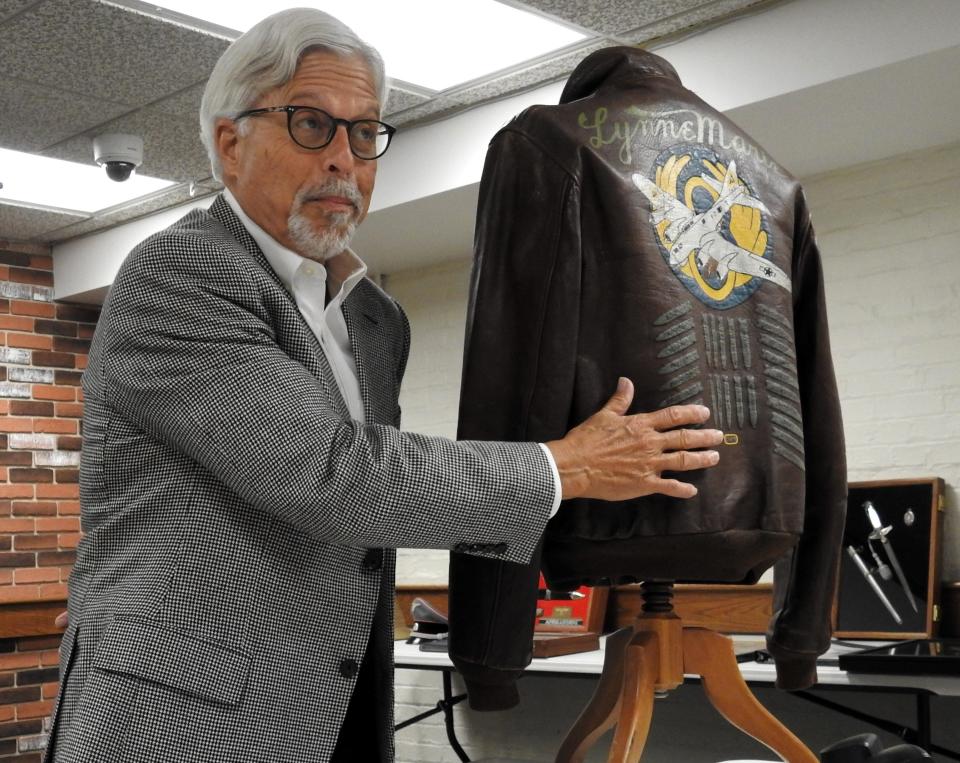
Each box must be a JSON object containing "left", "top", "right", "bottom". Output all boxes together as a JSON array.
[{"left": 633, "top": 146, "right": 790, "bottom": 309}]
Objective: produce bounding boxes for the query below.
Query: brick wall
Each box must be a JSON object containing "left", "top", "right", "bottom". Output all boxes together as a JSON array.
[
  {"left": 0, "top": 635, "right": 60, "bottom": 762},
  {"left": 0, "top": 240, "right": 100, "bottom": 761}
]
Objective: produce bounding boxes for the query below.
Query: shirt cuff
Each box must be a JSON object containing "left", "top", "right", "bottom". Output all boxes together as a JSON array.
[{"left": 537, "top": 443, "right": 563, "bottom": 518}]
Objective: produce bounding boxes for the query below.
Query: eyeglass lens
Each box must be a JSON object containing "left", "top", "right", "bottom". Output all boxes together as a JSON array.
[{"left": 289, "top": 108, "right": 389, "bottom": 158}]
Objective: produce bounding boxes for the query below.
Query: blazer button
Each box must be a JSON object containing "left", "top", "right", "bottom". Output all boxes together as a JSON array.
[
  {"left": 361, "top": 548, "right": 383, "bottom": 572},
  {"left": 339, "top": 658, "right": 359, "bottom": 679}
]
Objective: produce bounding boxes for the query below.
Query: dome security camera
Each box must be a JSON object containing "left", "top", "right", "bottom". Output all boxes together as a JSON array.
[{"left": 93, "top": 133, "right": 143, "bottom": 182}]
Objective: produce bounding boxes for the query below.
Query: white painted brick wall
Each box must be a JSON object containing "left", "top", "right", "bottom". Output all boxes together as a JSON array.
[
  {"left": 385, "top": 260, "right": 473, "bottom": 585},
  {"left": 386, "top": 260, "right": 471, "bottom": 443},
  {"left": 804, "top": 141, "right": 960, "bottom": 581},
  {"left": 384, "top": 141, "right": 960, "bottom": 761}
]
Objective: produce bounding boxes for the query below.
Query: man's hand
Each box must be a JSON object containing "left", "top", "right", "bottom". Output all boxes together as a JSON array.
[
  {"left": 55, "top": 611, "right": 68, "bottom": 629},
  {"left": 545, "top": 377, "right": 723, "bottom": 501}
]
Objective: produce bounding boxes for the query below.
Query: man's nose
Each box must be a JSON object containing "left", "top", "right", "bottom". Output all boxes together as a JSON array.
[{"left": 322, "top": 124, "right": 356, "bottom": 174}]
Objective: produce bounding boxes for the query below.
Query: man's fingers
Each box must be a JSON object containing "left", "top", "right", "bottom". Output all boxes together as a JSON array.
[
  {"left": 642, "top": 403, "right": 712, "bottom": 430},
  {"left": 657, "top": 449, "right": 720, "bottom": 472},
  {"left": 601, "top": 377, "right": 634, "bottom": 417},
  {"left": 558, "top": 390, "right": 725, "bottom": 502},
  {"left": 648, "top": 477, "right": 698, "bottom": 499},
  {"left": 54, "top": 610, "right": 68, "bottom": 628},
  {"left": 659, "top": 427, "right": 724, "bottom": 451}
]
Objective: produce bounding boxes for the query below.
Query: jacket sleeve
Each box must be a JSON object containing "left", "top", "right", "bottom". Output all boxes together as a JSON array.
[
  {"left": 766, "top": 190, "right": 848, "bottom": 689},
  {"left": 449, "top": 126, "right": 582, "bottom": 710},
  {"left": 394, "top": 301, "right": 411, "bottom": 429},
  {"left": 97, "top": 230, "right": 553, "bottom": 562}
]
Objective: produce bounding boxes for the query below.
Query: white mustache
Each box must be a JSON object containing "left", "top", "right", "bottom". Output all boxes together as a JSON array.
[{"left": 296, "top": 179, "right": 363, "bottom": 212}]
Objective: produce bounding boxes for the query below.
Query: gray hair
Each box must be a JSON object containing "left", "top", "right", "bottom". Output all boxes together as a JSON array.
[{"left": 200, "top": 8, "right": 388, "bottom": 180}]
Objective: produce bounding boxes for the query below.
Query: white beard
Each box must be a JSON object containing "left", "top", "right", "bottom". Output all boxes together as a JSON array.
[{"left": 287, "top": 180, "right": 362, "bottom": 263}]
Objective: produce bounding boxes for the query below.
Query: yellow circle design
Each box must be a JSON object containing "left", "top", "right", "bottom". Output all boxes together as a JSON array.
[{"left": 653, "top": 157, "right": 767, "bottom": 303}]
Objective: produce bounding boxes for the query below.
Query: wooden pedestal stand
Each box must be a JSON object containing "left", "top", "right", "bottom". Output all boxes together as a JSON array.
[{"left": 555, "top": 581, "right": 817, "bottom": 763}]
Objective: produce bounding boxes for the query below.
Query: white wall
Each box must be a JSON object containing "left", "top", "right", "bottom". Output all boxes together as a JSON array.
[
  {"left": 386, "top": 260, "right": 473, "bottom": 584},
  {"left": 388, "top": 141, "right": 960, "bottom": 761},
  {"left": 804, "top": 142, "right": 960, "bottom": 578}
]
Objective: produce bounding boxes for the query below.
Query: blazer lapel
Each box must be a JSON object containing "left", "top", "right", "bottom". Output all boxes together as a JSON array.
[
  {"left": 341, "top": 286, "right": 392, "bottom": 426},
  {"left": 207, "top": 195, "right": 351, "bottom": 420}
]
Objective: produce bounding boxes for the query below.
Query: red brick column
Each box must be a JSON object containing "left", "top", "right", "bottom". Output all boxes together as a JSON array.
[{"left": 0, "top": 240, "right": 100, "bottom": 761}]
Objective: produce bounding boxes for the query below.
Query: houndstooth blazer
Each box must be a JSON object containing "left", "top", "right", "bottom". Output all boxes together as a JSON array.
[{"left": 45, "top": 195, "right": 554, "bottom": 763}]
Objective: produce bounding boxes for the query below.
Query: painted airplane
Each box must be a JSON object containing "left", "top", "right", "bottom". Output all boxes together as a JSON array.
[{"left": 632, "top": 161, "right": 791, "bottom": 291}]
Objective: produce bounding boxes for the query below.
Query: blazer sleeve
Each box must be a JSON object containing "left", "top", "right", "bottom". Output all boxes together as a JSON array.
[
  {"left": 96, "top": 228, "right": 553, "bottom": 563},
  {"left": 392, "top": 298, "right": 411, "bottom": 429},
  {"left": 766, "top": 190, "right": 848, "bottom": 689},
  {"left": 450, "top": 126, "right": 582, "bottom": 710}
]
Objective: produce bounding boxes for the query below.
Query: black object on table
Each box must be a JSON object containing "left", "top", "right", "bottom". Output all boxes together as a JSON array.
[
  {"left": 821, "top": 732, "right": 931, "bottom": 762},
  {"left": 838, "top": 639, "right": 960, "bottom": 676}
]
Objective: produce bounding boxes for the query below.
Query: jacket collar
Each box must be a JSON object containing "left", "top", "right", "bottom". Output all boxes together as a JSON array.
[
  {"left": 559, "top": 46, "right": 681, "bottom": 104},
  {"left": 207, "top": 193, "right": 287, "bottom": 290}
]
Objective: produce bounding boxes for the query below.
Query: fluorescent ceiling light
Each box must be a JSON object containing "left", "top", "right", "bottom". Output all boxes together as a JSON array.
[
  {"left": 146, "top": 1, "right": 586, "bottom": 91},
  {"left": 0, "top": 148, "right": 177, "bottom": 214}
]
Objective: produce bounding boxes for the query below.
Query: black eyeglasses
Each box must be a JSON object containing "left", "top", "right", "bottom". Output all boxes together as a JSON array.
[{"left": 234, "top": 105, "right": 396, "bottom": 160}]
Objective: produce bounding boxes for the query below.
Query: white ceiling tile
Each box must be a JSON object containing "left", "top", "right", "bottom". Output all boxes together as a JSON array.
[
  {"left": 0, "top": 203, "right": 88, "bottom": 242},
  {"left": 518, "top": 0, "right": 768, "bottom": 38},
  {"left": 41, "top": 106, "right": 208, "bottom": 183},
  {"left": 621, "top": 0, "right": 771, "bottom": 41},
  {"left": 0, "top": 0, "right": 40, "bottom": 24},
  {"left": 517, "top": 0, "right": 714, "bottom": 35},
  {"left": 0, "top": 0, "right": 226, "bottom": 106},
  {"left": 152, "top": 83, "right": 206, "bottom": 119},
  {"left": 0, "top": 78, "right": 129, "bottom": 151}
]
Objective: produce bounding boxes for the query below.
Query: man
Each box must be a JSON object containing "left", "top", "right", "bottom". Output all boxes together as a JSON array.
[{"left": 46, "top": 9, "right": 722, "bottom": 762}]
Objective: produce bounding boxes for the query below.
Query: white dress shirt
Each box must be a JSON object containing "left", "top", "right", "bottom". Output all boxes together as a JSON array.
[
  {"left": 223, "top": 190, "right": 562, "bottom": 514},
  {"left": 224, "top": 190, "right": 366, "bottom": 423}
]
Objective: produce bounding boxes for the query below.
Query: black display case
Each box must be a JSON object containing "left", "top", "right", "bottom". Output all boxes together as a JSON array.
[{"left": 834, "top": 478, "right": 944, "bottom": 639}]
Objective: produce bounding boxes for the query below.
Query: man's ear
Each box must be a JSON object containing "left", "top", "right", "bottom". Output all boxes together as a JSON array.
[{"left": 215, "top": 117, "right": 240, "bottom": 184}]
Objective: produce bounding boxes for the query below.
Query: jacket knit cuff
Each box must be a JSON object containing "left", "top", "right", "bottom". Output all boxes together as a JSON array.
[
  {"left": 773, "top": 653, "right": 817, "bottom": 690},
  {"left": 462, "top": 676, "right": 520, "bottom": 711}
]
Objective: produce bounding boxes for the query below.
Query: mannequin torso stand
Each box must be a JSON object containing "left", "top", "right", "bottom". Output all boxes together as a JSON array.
[{"left": 555, "top": 581, "right": 817, "bottom": 763}]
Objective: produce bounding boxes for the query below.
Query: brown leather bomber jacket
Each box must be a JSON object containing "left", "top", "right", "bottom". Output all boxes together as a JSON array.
[{"left": 449, "top": 47, "right": 847, "bottom": 710}]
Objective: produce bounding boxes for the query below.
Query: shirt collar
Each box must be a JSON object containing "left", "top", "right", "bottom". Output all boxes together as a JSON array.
[{"left": 222, "top": 188, "right": 367, "bottom": 303}]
